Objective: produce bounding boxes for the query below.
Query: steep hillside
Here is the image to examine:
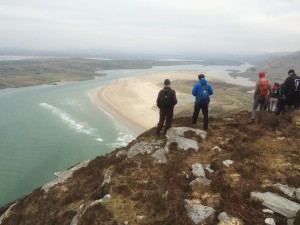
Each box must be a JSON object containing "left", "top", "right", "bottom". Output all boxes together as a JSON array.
[
  {"left": 0, "top": 111, "right": 300, "bottom": 225},
  {"left": 236, "top": 51, "right": 300, "bottom": 83}
]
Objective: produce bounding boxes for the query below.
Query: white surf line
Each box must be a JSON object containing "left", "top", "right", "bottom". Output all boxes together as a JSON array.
[{"left": 39, "top": 103, "right": 103, "bottom": 142}]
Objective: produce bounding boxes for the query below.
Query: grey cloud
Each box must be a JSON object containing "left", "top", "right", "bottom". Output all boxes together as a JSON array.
[{"left": 0, "top": 0, "right": 300, "bottom": 53}]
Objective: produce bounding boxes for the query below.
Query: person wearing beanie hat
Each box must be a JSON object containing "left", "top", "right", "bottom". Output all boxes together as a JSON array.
[
  {"left": 250, "top": 72, "right": 271, "bottom": 123},
  {"left": 259, "top": 72, "right": 266, "bottom": 78},
  {"left": 198, "top": 74, "right": 205, "bottom": 80},
  {"left": 191, "top": 75, "right": 213, "bottom": 130},
  {"left": 288, "top": 69, "right": 295, "bottom": 75},
  {"left": 284, "top": 69, "right": 300, "bottom": 109},
  {"left": 164, "top": 79, "right": 171, "bottom": 86},
  {"left": 156, "top": 79, "right": 177, "bottom": 136}
]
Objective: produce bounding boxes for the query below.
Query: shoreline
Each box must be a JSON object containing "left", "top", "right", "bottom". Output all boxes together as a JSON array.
[
  {"left": 89, "top": 85, "right": 147, "bottom": 135},
  {"left": 89, "top": 71, "right": 202, "bottom": 135}
]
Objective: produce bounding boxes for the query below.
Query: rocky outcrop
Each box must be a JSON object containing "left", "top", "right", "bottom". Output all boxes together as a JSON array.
[
  {"left": 251, "top": 192, "right": 300, "bottom": 218},
  {"left": 165, "top": 127, "right": 207, "bottom": 151},
  {"left": 184, "top": 200, "right": 215, "bottom": 224},
  {"left": 42, "top": 160, "right": 90, "bottom": 193}
]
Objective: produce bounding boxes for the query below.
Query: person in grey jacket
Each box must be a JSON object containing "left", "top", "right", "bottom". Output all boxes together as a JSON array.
[{"left": 250, "top": 72, "right": 271, "bottom": 123}]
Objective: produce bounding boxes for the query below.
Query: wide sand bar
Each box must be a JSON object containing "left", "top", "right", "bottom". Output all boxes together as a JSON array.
[{"left": 90, "top": 71, "right": 202, "bottom": 134}]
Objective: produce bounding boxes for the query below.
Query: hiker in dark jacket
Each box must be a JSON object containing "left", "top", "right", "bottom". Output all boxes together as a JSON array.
[
  {"left": 250, "top": 72, "right": 271, "bottom": 123},
  {"left": 284, "top": 69, "right": 299, "bottom": 109},
  {"left": 156, "top": 79, "right": 177, "bottom": 135},
  {"left": 191, "top": 74, "right": 213, "bottom": 130}
]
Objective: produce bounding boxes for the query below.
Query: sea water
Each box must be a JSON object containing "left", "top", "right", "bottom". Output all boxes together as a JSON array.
[{"left": 0, "top": 63, "right": 254, "bottom": 207}]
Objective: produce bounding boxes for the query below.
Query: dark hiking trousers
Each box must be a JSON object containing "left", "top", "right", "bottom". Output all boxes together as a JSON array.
[
  {"left": 275, "top": 99, "right": 285, "bottom": 115},
  {"left": 191, "top": 102, "right": 209, "bottom": 130},
  {"left": 156, "top": 108, "right": 174, "bottom": 134}
]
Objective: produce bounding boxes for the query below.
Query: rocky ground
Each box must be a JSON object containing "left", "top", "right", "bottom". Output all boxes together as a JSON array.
[{"left": 0, "top": 110, "right": 300, "bottom": 225}]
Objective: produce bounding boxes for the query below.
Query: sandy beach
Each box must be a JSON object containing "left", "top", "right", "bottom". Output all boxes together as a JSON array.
[{"left": 90, "top": 71, "right": 201, "bottom": 134}]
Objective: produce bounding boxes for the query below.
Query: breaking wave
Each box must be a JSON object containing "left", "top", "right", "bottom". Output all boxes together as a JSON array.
[
  {"left": 39, "top": 103, "right": 103, "bottom": 141},
  {"left": 108, "top": 132, "right": 135, "bottom": 148}
]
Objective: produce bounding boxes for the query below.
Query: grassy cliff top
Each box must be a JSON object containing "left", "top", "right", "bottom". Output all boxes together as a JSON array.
[{"left": 1, "top": 110, "right": 299, "bottom": 225}]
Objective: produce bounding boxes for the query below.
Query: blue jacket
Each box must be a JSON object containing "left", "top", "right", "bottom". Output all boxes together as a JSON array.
[{"left": 192, "top": 78, "right": 213, "bottom": 103}]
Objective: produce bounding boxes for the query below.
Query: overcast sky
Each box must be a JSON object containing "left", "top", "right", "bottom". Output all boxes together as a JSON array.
[{"left": 1, "top": 0, "right": 300, "bottom": 54}]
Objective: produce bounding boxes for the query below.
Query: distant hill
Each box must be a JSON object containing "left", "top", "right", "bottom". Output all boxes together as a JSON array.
[
  {"left": 236, "top": 51, "right": 300, "bottom": 83},
  {"left": 0, "top": 58, "right": 206, "bottom": 89},
  {"left": 1, "top": 111, "right": 299, "bottom": 224},
  {"left": 1, "top": 50, "right": 300, "bottom": 89}
]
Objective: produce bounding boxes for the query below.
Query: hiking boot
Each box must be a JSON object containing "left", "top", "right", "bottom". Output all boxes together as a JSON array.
[{"left": 248, "top": 119, "right": 255, "bottom": 124}]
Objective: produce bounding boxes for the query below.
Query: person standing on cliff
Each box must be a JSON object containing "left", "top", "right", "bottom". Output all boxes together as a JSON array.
[
  {"left": 249, "top": 72, "right": 271, "bottom": 123},
  {"left": 156, "top": 79, "right": 177, "bottom": 136},
  {"left": 284, "top": 69, "right": 300, "bottom": 110},
  {"left": 191, "top": 74, "right": 213, "bottom": 130}
]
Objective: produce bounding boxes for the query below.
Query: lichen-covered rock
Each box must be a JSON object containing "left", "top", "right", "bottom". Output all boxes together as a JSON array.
[
  {"left": 274, "top": 183, "right": 296, "bottom": 198},
  {"left": 166, "top": 127, "right": 207, "bottom": 139},
  {"left": 0, "top": 203, "right": 17, "bottom": 225},
  {"left": 212, "top": 146, "right": 222, "bottom": 152},
  {"left": 223, "top": 159, "right": 234, "bottom": 167},
  {"left": 116, "top": 150, "right": 128, "bottom": 158},
  {"left": 296, "top": 188, "right": 300, "bottom": 201},
  {"left": 42, "top": 160, "right": 90, "bottom": 193},
  {"left": 70, "top": 204, "right": 85, "bottom": 225},
  {"left": 190, "top": 177, "right": 212, "bottom": 186},
  {"left": 265, "top": 218, "right": 276, "bottom": 225},
  {"left": 127, "top": 140, "right": 163, "bottom": 158},
  {"left": 152, "top": 148, "right": 168, "bottom": 164},
  {"left": 101, "top": 173, "right": 111, "bottom": 186},
  {"left": 251, "top": 192, "right": 300, "bottom": 218},
  {"left": 165, "top": 127, "right": 206, "bottom": 151},
  {"left": 185, "top": 200, "right": 215, "bottom": 224},
  {"left": 136, "top": 215, "right": 145, "bottom": 223},
  {"left": 192, "top": 163, "right": 206, "bottom": 177}
]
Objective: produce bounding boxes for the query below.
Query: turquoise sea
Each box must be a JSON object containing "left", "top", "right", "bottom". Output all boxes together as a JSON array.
[{"left": 0, "top": 62, "right": 254, "bottom": 207}]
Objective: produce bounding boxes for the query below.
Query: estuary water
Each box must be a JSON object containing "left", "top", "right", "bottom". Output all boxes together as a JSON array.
[{"left": 0, "top": 63, "right": 254, "bottom": 206}]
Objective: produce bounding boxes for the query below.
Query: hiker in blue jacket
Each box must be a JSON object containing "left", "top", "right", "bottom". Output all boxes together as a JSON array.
[{"left": 191, "top": 74, "right": 213, "bottom": 130}]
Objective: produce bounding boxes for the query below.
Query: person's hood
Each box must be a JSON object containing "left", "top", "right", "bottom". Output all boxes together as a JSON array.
[{"left": 200, "top": 78, "right": 207, "bottom": 85}]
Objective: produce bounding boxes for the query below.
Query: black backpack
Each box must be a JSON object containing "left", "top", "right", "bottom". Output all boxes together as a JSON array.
[{"left": 159, "top": 89, "right": 174, "bottom": 109}]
